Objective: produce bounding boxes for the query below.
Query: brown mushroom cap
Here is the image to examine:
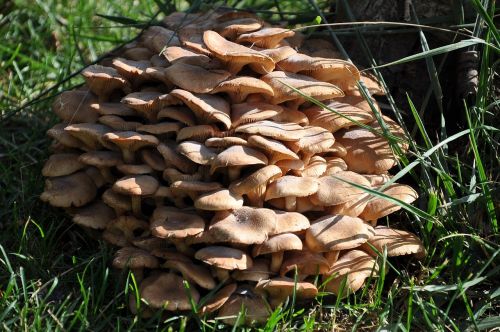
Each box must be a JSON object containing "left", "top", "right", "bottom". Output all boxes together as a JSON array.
[
  {"left": 299, "top": 156, "right": 327, "bottom": 178},
  {"left": 157, "top": 106, "right": 196, "bottom": 126},
  {"left": 236, "top": 120, "right": 305, "bottom": 141},
  {"left": 261, "top": 71, "right": 344, "bottom": 105},
  {"left": 41, "top": 171, "right": 97, "bottom": 207},
  {"left": 121, "top": 92, "right": 175, "bottom": 121},
  {"left": 280, "top": 250, "right": 330, "bottom": 276},
  {"left": 287, "top": 126, "right": 335, "bottom": 155},
  {"left": 255, "top": 277, "right": 318, "bottom": 306},
  {"left": 103, "top": 131, "right": 159, "bottom": 163},
  {"left": 229, "top": 165, "right": 282, "bottom": 196},
  {"left": 139, "top": 272, "right": 199, "bottom": 311},
  {"left": 177, "top": 141, "right": 216, "bottom": 165},
  {"left": 324, "top": 249, "right": 379, "bottom": 297},
  {"left": 170, "top": 89, "right": 231, "bottom": 130},
  {"left": 102, "top": 215, "right": 149, "bottom": 247},
  {"left": 216, "top": 16, "right": 262, "bottom": 40},
  {"left": 195, "top": 246, "right": 253, "bottom": 270},
  {"left": 163, "top": 46, "right": 212, "bottom": 67},
  {"left": 64, "top": 123, "right": 112, "bottom": 150},
  {"left": 252, "top": 233, "right": 303, "bottom": 257},
  {"left": 265, "top": 176, "right": 319, "bottom": 200},
  {"left": 102, "top": 188, "right": 132, "bottom": 213},
  {"left": 359, "top": 184, "right": 418, "bottom": 221},
  {"left": 199, "top": 283, "right": 237, "bottom": 315},
  {"left": 205, "top": 136, "right": 248, "bottom": 149},
  {"left": 163, "top": 259, "right": 216, "bottom": 289},
  {"left": 164, "top": 62, "right": 231, "bottom": 93},
  {"left": 81, "top": 65, "right": 131, "bottom": 98},
  {"left": 116, "top": 164, "right": 153, "bottom": 175},
  {"left": 210, "top": 145, "right": 268, "bottom": 175},
  {"left": 231, "top": 102, "right": 283, "bottom": 128},
  {"left": 207, "top": 207, "right": 276, "bottom": 244},
  {"left": 72, "top": 200, "right": 115, "bottom": 229},
  {"left": 311, "top": 171, "right": 371, "bottom": 206},
  {"left": 91, "top": 102, "right": 138, "bottom": 117},
  {"left": 141, "top": 26, "right": 181, "bottom": 53},
  {"left": 112, "top": 246, "right": 159, "bottom": 270},
  {"left": 157, "top": 141, "right": 198, "bottom": 173},
  {"left": 270, "top": 210, "right": 310, "bottom": 235},
  {"left": 306, "top": 214, "right": 374, "bottom": 252},
  {"left": 236, "top": 27, "right": 295, "bottom": 48},
  {"left": 98, "top": 115, "right": 141, "bottom": 131},
  {"left": 323, "top": 157, "right": 348, "bottom": 176},
  {"left": 232, "top": 259, "right": 271, "bottom": 282},
  {"left": 150, "top": 206, "right": 205, "bottom": 238},
  {"left": 137, "top": 122, "right": 183, "bottom": 136},
  {"left": 195, "top": 189, "right": 244, "bottom": 211},
  {"left": 360, "top": 226, "right": 425, "bottom": 258},
  {"left": 42, "top": 153, "right": 85, "bottom": 177},
  {"left": 52, "top": 90, "right": 98, "bottom": 123},
  {"left": 79, "top": 150, "right": 123, "bottom": 168},
  {"left": 218, "top": 287, "right": 270, "bottom": 326},
  {"left": 211, "top": 76, "right": 274, "bottom": 103},
  {"left": 203, "top": 30, "right": 275, "bottom": 74},
  {"left": 247, "top": 135, "right": 299, "bottom": 164},
  {"left": 113, "top": 175, "right": 159, "bottom": 196}
]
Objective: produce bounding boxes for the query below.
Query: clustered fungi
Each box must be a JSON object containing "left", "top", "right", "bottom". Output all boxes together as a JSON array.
[{"left": 41, "top": 10, "right": 425, "bottom": 325}]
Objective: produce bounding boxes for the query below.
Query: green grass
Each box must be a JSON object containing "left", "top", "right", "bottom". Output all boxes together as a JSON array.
[{"left": 1, "top": 0, "right": 499, "bottom": 330}]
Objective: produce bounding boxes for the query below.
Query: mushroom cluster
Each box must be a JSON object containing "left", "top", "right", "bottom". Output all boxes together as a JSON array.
[{"left": 41, "top": 10, "right": 425, "bottom": 325}]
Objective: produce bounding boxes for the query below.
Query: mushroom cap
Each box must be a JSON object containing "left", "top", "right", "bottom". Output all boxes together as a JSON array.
[
  {"left": 137, "top": 122, "right": 183, "bottom": 135},
  {"left": 218, "top": 287, "right": 270, "bottom": 326},
  {"left": 157, "top": 141, "right": 198, "bottom": 173},
  {"left": 199, "top": 283, "right": 237, "bottom": 315},
  {"left": 102, "top": 188, "right": 132, "bottom": 212},
  {"left": 311, "top": 171, "right": 371, "bottom": 206},
  {"left": 236, "top": 27, "right": 295, "bottom": 48},
  {"left": 157, "top": 106, "right": 196, "bottom": 126},
  {"left": 252, "top": 233, "right": 303, "bottom": 256},
  {"left": 257, "top": 46, "right": 297, "bottom": 64},
  {"left": 195, "top": 246, "right": 253, "bottom": 270},
  {"left": 177, "top": 124, "right": 221, "bottom": 142},
  {"left": 112, "top": 246, "right": 159, "bottom": 269},
  {"left": 98, "top": 115, "right": 141, "bottom": 131},
  {"left": 170, "top": 180, "right": 222, "bottom": 192},
  {"left": 305, "top": 215, "right": 375, "bottom": 252},
  {"left": 270, "top": 108, "right": 309, "bottom": 126},
  {"left": 265, "top": 176, "right": 319, "bottom": 200},
  {"left": 359, "top": 184, "right": 418, "bottom": 221},
  {"left": 194, "top": 189, "right": 244, "bottom": 211},
  {"left": 113, "top": 175, "right": 159, "bottom": 196},
  {"left": 164, "top": 62, "right": 231, "bottom": 93},
  {"left": 270, "top": 210, "right": 310, "bottom": 235},
  {"left": 121, "top": 92, "right": 175, "bottom": 121},
  {"left": 47, "top": 123, "right": 84, "bottom": 149},
  {"left": 335, "top": 127, "right": 398, "bottom": 174},
  {"left": 303, "top": 99, "right": 374, "bottom": 133},
  {"left": 232, "top": 259, "right": 271, "bottom": 282},
  {"left": 162, "top": 46, "right": 212, "bottom": 67},
  {"left": 324, "top": 249, "right": 379, "bottom": 297},
  {"left": 247, "top": 135, "right": 299, "bottom": 163},
  {"left": 211, "top": 76, "right": 274, "bottom": 102},
  {"left": 111, "top": 58, "right": 151, "bottom": 82},
  {"left": 279, "top": 250, "right": 330, "bottom": 276},
  {"left": 235, "top": 120, "right": 305, "bottom": 141},
  {"left": 140, "top": 149, "right": 166, "bottom": 171},
  {"left": 150, "top": 206, "right": 205, "bottom": 238},
  {"left": 229, "top": 165, "right": 282, "bottom": 195},
  {"left": 360, "top": 226, "right": 425, "bottom": 258},
  {"left": 103, "top": 131, "right": 159, "bottom": 152},
  {"left": 203, "top": 30, "right": 275, "bottom": 74},
  {"left": 205, "top": 136, "right": 248, "bottom": 149},
  {"left": 207, "top": 207, "right": 276, "bottom": 244},
  {"left": 123, "top": 47, "right": 153, "bottom": 61},
  {"left": 91, "top": 102, "right": 138, "bottom": 117},
  {"left": 52, "top": 90, "right": 98, "bottom": 123},
  {"left": 287, "top": 126, "right": 335, "bottom": 155},
  {"left": 72, "top": 200, "right": 115, "bottom": 229},
  {"left": 255, "top": 277, "right": 318, "bottom": 303},
  {"left": 363, "top": 174, "right": 392, "bottom": 187},
  {"left": 102, "top": 215, "right": 149, "bottom": 247},
  {"left": 177, "top": 141, "right": 217, "bottom": 165},
  {"left": 139, "top": 272, "right": 199, "bottom": 310},
  {"left": 323, "top": 157, "right": 348, "bottom": 176},
  {"left": 41, "top": 171, "right": 97, "bottom": 208},
  {"left": 170, "top": 89, "right": 231, "bottom": 130},
  {"left": 64, "top": 123, "right": 112, "bottom": 150},
  {"left": 81, "top": 65, "right": 131, "bottom": 96},
  {"left": 299, "top": 156, "right": 327, "bottom": 178},
  {"left": 42, "top": 153, "right": 85, "bottom": 177},
  {"left": 216, "top": 16, "right": 262, "bottom": 39},
  {"left": 79, "top": 150, "right": 123, "bottom": 168},
  {"left": 163, "top": 259, "right": 216, "bottom": 289},
  {"left": 261, "top": 71, "right": 344, "bottom": 105},
  {"left": 210, "top": 145, "right": 268, "bottom": 174},
  {"left": 141, "top": 26, "right": 181, "bottom": 53},
  {"left": 231, "top": 102, "right": 283, "bottom": 128},
  {"left": 162, "top": 167, "right": 202, "bottom": 183}
]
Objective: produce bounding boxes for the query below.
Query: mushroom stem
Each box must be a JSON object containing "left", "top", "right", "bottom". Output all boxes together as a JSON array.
[
  {"left": 368, "top": 219, "right": 377, "bottom": 227},
  {"left": 122, "top": 149, "right": 136, "bottom": 164},
  {"left": 285, "top": 196, "right": 297, "bottom": 211},
  {"left": 270, "top": 251, "right": 284, "bottom": 273},
  {"left": 216, "top": 268, "right": 230, "bottom": 282},
  {"left": 227, "top": 167, "right": 241, "bottom": 182},
  {"left": 131, "top": 196, "right": 142, "bottom": 217},
  {"left": 324, "top": 251, "right": 339, "bottom": 267},
  {"left": 171, "top": 239, "right": 194, "bottom": 255},
  {"left": 224, "top": 61, "right": 244, "bottom": 75},
  {"left": 247, "top": 190, "right": 263, "bottom": 207}
]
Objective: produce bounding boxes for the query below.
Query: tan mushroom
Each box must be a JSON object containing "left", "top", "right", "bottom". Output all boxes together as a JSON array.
[
  {"left": 217, "top": 287, "right": 270, "bottom": 326},
  {"left": 255, "top": 277, "right": 317, "bottom": 307},
  {"left": 247, "top": 135, "right": 299, "bottom": 164},
  {"left": 279, "top": 250, "right": 330, "bottom": 277},
  {"left": 79, "top": 150, "right": 122, "bottom": 182},
  {"left": 81, "top": 65, "right": 131, "bottom": 100},
  {"left": 310, "top": 171, "right": 371, "bottom": 207},
  {"left": 360, "top": 226, "right": 425, "bottom": 259},
  {"left": 210, "top": 145, "right": 268, "bottom": 181},
  {"left": 199, "top": 283, "right": 237, "bottom": 315},
  {"left": 229, "top": 165, "right": 282, "bottom": 206},
  {"left": 195, "top": 246, "right": 253, "bottom": 281},
  {"left": 103, "top": 131, "right": 159, "bottom": 163},
  {"left": 211, "top": 76, "right": 274, "bottom": 103},
  {"left": 253, "top": 233, "right": 303, "bottom": 273},
  {"left": 102, "top": 215, "right": 149, "bottom": 247},
  {"left": 52, "top": 90, "right": 98, "bottom": 123},
  {"left": 112, "top": 246, "right": 159, "bottom": 281},
  {"left": 264, "top": 176, "right": 319, "bottom": 211},
  {"left": 163, "top": 259, "right": 216, "bottom": 290},
  {"left": 231, "top": 102, "right": 283, "bottom": 128},
  {"left": 194, "top": 189, "right": 244, "bottom": 211},
  {"left": 41, "top": 171, "right": 97, "bottom": 208},
  {"left": 164, "top": 62, "right": 231, "bottom": 93},
  {"left": 236, "top": 27, "right": 295, "bottom": 48},
  {"left": 177, "top": 141, "right": 217, "bottom": 165},
  {"left": 42, "top": 153, "right": 85, "bottom": 177},
  {"left": 113, "top": 175, "right": 159, "bottom": 216},
  {"left": 305, "top": 215, "right": 375, "bottom": 252},
  {"left": 232, "top": 259, "right": 271, "bottom": 282},
  {"left": 72, "top": 200, "right": 115, "bottom": 230}
]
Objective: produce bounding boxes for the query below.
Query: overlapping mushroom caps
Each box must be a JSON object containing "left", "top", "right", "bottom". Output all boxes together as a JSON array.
[{"left": 41, "top": 9, "right": 423, "bottom": 326}]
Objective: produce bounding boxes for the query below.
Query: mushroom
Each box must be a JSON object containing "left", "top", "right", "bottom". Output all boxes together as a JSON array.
[
  {"left": 279, "top": 250, "right": 330, "bottom": 278},
  {"left": 255, "top": 277, "right": 317, "bottom": 308},
  {"left": 217, "top": 286, "right": 270, "bottom": 326},
  {"left": 232, "top": 259, "right": 271, "bottom": 282},
  {"left": 177, "top": 141, "right": 217, "bottom": 165},
  {"left": 229, "top": 165, "right": 282, "bottom": 206},
  {"left": 52, "top": 90, "right": 98, "bottom": 123},
  {"left": 264, "top": 176, "right": 319, "bottom": 211},
  {"left": 112, "top": 246, "right": 159, "bottom": 281},
  {"left": 102, "top": 215, "right": 149, "bottom": 247},
  {"left": 42, "top": 153, "right": 85, "bottom": 177},
  {"left": 113, "top": 175, "right": 159, "bottom": 216},
  {"left": 195, "top": 246, "right": 253, "bottom": 281},
  {"left": 79, "top": 150, "right": 122, "bottom": 182},
  {"left": 247, "top": 135, "right": 299, "bottom": 164},
  {"left": 210, "top": 76, "right": 274, "bottom": 103},
  {"left": 236, "top": 27, "right": 295, "bottom": 48},
  {"left": 310, "top": 171, "right": 371, "bottom": 207},
  {"left": 210, "top": 145, "right": 268, "bottom": 181},
  {"left": 72, "top": 201, "right": 115, "bottom": 230},
  {"left": 360, "top": 226, "right": 425, "bottom": 259},
  {"left": 163, "top": 62, "right": 231, "bottom": 93},
  {"left": 103, "top": 131, "right": 159, "bottom": 164},
  {"left": 41, "top": 171, "right": 97, "bottom": 207},
  {"left": 194, "top": 189, "right": 244, "bottom": 211},
  {"left": 305, "top": 215, "right": 375, "bottom": 252},
  {"left": 199, "top": 283, "right": 237, "bottom": 316},
  {"left": 81, "top": 65, "right": 131, "bottom": 101},
  {"left": 162, "top": 259, "right": 216, "bottom": 290},
  {"left": 252, "top": 233, "right": 303, "bottom": 273},
  {"left": 138, "top": 272, "right": 199, "bottom": 311},
  {"left": 270, "top": 210, "right": 310, "bottom": 235},
  {"left": 230, "top": 102, "right": 283, "bottom": 128}
]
